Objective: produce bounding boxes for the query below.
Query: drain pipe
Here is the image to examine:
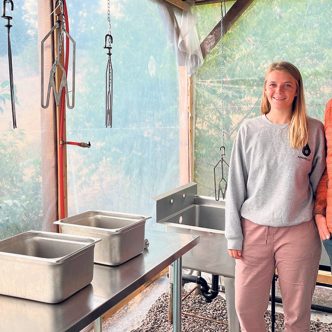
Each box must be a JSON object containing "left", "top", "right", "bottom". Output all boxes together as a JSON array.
[{"left": 182, "top": 274, "right": 219, "bottom": 303}]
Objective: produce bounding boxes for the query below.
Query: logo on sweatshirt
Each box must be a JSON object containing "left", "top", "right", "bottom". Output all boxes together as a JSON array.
[
  {"left": 297, "top": 143, "right": 311, "bottom": 161},
  {"left": 302, "top": 144, "right": 311, "bottom": 157}
]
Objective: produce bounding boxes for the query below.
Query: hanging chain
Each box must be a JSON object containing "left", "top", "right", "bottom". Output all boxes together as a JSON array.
[
  {"left": 58, "top": 0, "right": 64, "bottom": 57},
  {"left": 107, "top": 0, "right": 111, "bottom": 34},
  {"left": 220, "top": 0, "right": 226, "bottom": 143}
]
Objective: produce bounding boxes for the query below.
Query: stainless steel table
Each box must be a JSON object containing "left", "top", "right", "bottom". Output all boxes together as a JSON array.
[{"left": 0, "top": 228, "right": 199, "bottom": 332}]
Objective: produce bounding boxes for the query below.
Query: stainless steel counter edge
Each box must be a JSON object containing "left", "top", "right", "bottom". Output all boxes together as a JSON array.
[
  {"left": 65, "top": 230, "right": 199, "bottom": 332},
  {"left": 1, "top": 229, "right": 199, "bottom": 332}
]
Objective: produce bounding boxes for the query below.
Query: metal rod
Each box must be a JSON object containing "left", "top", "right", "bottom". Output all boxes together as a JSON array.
[
  {"left": 93, "top": 317, "right": 102, "bottom": 332},
  {"left": 172, "top": 258, "right": 182, "bottom": 332},
  {"left": 271, "top": 275, "right": 276, "bottom": 332},
  {"left": 2, "top": 0, "right": 16, "bottom": 128},
  {"left": 7, "top": 22, "right": 16, "bottom": 128}
]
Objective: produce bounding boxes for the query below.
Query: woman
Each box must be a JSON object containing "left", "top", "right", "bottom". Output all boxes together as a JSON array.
[{"left": 225, "top": 61, "right": 325, "bottom": 332}]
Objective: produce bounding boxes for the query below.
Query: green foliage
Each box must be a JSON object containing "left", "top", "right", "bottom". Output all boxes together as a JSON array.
[{"left": 0, "top": 132, "right": 42, "bottom": 240}]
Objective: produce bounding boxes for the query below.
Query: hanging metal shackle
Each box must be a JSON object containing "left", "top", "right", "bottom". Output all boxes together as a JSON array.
[
  {"left": 2, "top": 0, "right": 13, "bottom": 21},
  {"left": 104, "top": 33, "right": 113, "bottom": 56}
]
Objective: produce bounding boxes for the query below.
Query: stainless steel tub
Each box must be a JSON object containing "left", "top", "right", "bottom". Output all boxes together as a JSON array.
[
  {"left": 0, "top": 231, "right": 98, "bottom": 303},
  {"left": 55, "top": 210, "right": 150, "bottom": 266}
]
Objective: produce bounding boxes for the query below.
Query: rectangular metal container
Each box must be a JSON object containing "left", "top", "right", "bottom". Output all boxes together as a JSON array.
[
  {"left": 54, "top": 210, "right": 149, "bottom": 266},
  {"left": 0, "top": 231, "right": 98, "bottom": 303}
]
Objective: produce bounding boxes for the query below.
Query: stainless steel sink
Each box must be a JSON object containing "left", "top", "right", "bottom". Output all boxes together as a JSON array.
[
  {"left": 161, "top": 203, "right": 225, "bottom": 231},
  {"left": 0, "top": 231, "right": 98, "bottom": 303},
  {"left": 155, "top": 183, "right": 234, "bottom": 277}
]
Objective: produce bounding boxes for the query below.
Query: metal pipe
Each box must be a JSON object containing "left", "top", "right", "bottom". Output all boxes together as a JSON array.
[
  {"left": 172, "top": 257, "right": 182, "bottom": 332},
  {"left": 271, "top": 295, "right": 332, "bottom": 314},
  {"left": 271, "top": 274, "right": 277, "bottom": 332}
]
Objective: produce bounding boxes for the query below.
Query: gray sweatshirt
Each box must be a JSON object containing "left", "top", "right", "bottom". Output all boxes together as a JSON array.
[{"left": 225, "top": 115, "right": 326, "bottom": 250}]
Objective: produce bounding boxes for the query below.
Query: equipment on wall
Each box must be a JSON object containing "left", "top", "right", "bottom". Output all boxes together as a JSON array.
[
  {"left": 2, "top": 0, "right": 16, "bottom": 128},
  {"left": 104, "top": 0, "right": 113, "bottom": 128},
  {"left": 213, "top": 145, "right": 229, "bottom": 201},
  {"left": 41, "top": 0, "right": 76, "bottom": 109},
  {"left": 214, "top": 126, "right": 229, "bottom": 201}
]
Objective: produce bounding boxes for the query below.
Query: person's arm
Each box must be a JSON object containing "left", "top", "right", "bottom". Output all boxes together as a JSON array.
[
  {"left": 314, "top": 100, "right": 332, "bottom": 239},
  {"left": 225, "top": 124, "right": 248, "bottom": 258},
  {"left": 315, "top": 170, "right": 330, "bottom": 240}
]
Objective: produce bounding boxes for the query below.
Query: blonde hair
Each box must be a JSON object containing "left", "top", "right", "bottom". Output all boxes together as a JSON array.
[{"left": 261, "top": 61, "right": 308, "bottom": 149}]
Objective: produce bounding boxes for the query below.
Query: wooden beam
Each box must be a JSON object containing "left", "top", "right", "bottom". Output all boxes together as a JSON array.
[
  {"left": 194, "top": 0, "right": 235, "bottom": 4},
  {"left": 163, "top": 0, "right": 190, "bottom": 11},
  {"left": 317, "top": 270, "right": 332, "bottom": 285},
  {"left": 200, "top": 0, "right": 254, "bottom": 58}
]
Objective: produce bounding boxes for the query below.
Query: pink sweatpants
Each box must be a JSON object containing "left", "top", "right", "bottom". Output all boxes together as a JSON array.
[{"left": 235, "top": 219, "right": 321, "bottom": 332}]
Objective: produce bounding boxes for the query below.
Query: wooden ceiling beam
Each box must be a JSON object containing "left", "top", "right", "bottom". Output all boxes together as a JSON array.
[
  {"left": 162, "top": 0, "right": 190, "bottom": 11},
  {"left": 200, "top": 0, "right": 254, "bottom": 58},
  {"left": 194, "top": 0, "right": 235, "bottom": 4}
]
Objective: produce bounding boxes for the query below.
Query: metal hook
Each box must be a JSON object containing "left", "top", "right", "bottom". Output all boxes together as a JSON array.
[
  {"left": 213, "top": 145, "right": 229, "bottom": 201},
  {"left": 41, "top": 7, "right": 76, "bottom": 109},
  {"left": 2, "top": 0, "right": 13, "bottom": 20}
]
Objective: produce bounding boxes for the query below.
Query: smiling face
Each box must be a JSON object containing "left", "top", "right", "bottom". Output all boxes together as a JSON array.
[{"left": 264, "top": 70, "right": 298, "bottom": 113}]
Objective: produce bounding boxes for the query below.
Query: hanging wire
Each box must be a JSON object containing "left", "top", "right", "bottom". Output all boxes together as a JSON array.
[{"left": 104, "top": 0, "right": 113, "bottom": 128}]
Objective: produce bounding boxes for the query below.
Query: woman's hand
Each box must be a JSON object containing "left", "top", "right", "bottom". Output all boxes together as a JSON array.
[
  {"left": 315, "top": 214, "right": 331, "bottom": 240},
  {"left": 228, "top": 249, "right": 242, "bottom": 259}
]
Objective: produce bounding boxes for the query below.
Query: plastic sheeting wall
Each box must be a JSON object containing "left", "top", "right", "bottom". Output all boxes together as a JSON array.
[
  {"left": 0, "top": 0, "right": 182, "bottom": 238},
  {"left": 0, "top": 1, "right": 46, "bottom": 239},
  {"left": 66, "top": 0, "right": 181, "bottom": 221},
  {"left": 193, "top": 0, "right": 332, "bottom": 196}
]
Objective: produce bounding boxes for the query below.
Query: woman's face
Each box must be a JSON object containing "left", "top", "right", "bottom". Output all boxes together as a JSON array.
[{"left": 264, "top": 70, "right": 298, "bottom": 113}]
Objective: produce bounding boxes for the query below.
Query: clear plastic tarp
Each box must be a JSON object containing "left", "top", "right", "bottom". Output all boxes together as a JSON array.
[{"left": 0, "top": 0, "right": 186, "bottom": 238}]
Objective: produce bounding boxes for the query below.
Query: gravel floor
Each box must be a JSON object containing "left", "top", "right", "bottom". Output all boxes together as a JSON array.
[{"left": 130, "top": 290, "right": 332, "bottom": 332}]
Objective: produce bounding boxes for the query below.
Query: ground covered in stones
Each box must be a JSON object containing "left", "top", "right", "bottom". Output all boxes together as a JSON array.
[{"left": 130, "top": 291, "right": 332, "bottom": 332}]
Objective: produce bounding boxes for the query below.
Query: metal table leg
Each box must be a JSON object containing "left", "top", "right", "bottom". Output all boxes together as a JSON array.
[
  {"left": 94, "top": 317, "right": 102, "bottom": 332},
  {"left": 172, "top": 257, "right": 182, "bottom": 332},
  {"left": 224, "top": 276, "right": 240, "bottom": 332}
]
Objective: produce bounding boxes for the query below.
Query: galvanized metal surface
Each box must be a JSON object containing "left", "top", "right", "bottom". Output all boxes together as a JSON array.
[
  {"left": 0, "top": 231, "right": 97, "bottom": 303},
  {"left": 55, "top": 210, "right": 149, "bottom": 266},
  {"left": 0, "top": 228, "right": 199, "bottom": 332}
]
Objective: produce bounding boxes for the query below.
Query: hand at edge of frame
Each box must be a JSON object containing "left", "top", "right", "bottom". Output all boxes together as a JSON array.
[
  {"left": 315, "top": 214, "right": 331, "bottom": 241},
  {"left": 228, "top": 249, "right": 242, "bottom": 259}
]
